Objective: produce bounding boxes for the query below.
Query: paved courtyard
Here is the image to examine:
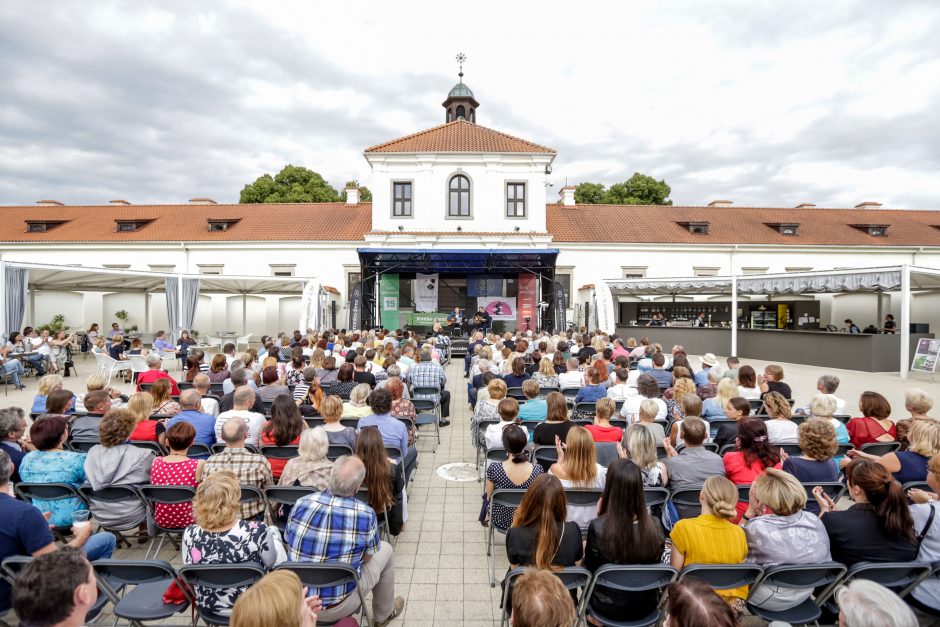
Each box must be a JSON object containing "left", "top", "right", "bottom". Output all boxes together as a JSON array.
[{"left": 4, "top": 350, "right": 940, "bottom": 626}]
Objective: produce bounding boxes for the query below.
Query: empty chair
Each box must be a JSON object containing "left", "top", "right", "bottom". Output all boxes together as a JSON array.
[
  {"left": 94, "top": 559, "right": 194, "bottom": 625},
  {"left": 860, "top": 441, "right": 901, "bottom": 456}
]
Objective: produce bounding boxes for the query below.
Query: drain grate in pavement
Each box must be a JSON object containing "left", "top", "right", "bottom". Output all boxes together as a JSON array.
[{"left": 436, "top": 462, "right": 479, "bottom": 482}]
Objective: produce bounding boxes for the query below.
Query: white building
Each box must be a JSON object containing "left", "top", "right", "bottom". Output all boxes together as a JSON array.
[{"left": 2, "top": 74, "right": 940, "bottom": 337}]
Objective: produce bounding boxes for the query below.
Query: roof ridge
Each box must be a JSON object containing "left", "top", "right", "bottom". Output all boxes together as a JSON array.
[{"left": 364, "top": 119, "right": 556, "bottom": 154}]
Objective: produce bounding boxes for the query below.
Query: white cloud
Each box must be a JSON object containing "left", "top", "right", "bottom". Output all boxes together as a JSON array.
[{"left": 0, "top": 0, "right": 937, "bottom": 208}]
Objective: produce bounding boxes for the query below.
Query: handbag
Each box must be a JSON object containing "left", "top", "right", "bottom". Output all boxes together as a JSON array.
[
  {"left": 478, "top": 493, "right": 490, "bottom": 524},
  {"left": 162, "top": 578, "right": 192, "bottom": 605},
  {"left": 916, "top": 503, "right": 937, "bottom": 548}
]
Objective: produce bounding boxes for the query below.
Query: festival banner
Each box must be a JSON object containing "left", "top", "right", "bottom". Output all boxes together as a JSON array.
[
  {"left": 380, "top": 274, "right": 399, "bottom": 329},
  {"left": 415, "top": 273, "right": 439, "bottom": 312},
  {"left": 552, "top": 281, "right": 567, "bottom": 331},
  {"left": 517, "top": 274, "right": 537, "bottom": 330},
  {"left": 348, "top": 282, "right": 363, "bottom": 330},
  {"left": 467, "top": 275, "right": 503, "bottom": 297},
  {"left": 403, "top": 312, "right": 451, "bottom": 327},
  {"left": 477, "top": 297, "right": 516, "bottom": 321}
]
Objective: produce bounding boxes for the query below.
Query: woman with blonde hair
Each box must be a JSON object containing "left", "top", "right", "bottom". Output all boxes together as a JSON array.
[
  {"left": 279, "top": 427, "right": 332, "bottom": 489},
  {"left": 150, "top": 377, "right": 181, "bottom": 416},
  {"left": 230, "top": 570, "right": 325, "bottom": 627},
  {"left": 308, "top": 348, "right": 326, "bottom": 372},
  {"left": 127, "top": 391, "right": 166, "bottom": 446},
  {"left": 740, "top": 468, "right": 831, "bottom": 611},
  {"left": 898, "top": 387, "right": 935, "bottom": 450},
  {"left": 182, "top": 471, "right": 286, "bottom": 617},
  {"left": 665, "top": 377, "right": 696, "bottom": 421},
  {"left": 670, "top": 475, "right": 748, "bottom": 608},
  {"left": 763, "top": 391, "right": 798, "bottom": 445},
  {"left": 341, "top": 383, "right": 373, "bottom": 419},
  {"left": 808, "top": 394, "right": 851, "bottom": 445},
  {"left": 318, "top": 395, "right": 356, "bottom": 450},
  {"left": 472, "top": 378, "right": 508, "bottom": 445},
  {"left": 549, "top": 426, "right": 607, "bottom": 527},
  {"left": 625, "top": 423, "right": 668, "bottom": 487},
  {"left": 844, "top": 418, "right": 940, "bottom": 484},
  {"left": 31, "top": 374, "right": 64, "bottom": 413},
  {"left": 702, "top": 378, "right": 738, "bottom": 419},
  {"left": 74, "top": 373, "right": 124, "bottom": 413},
  {"left": 531, "top": 357, "right": 559, "bottom": 389}
]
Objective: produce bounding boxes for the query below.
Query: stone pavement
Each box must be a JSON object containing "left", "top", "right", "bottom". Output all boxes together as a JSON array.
[{"left": 4, "top": 350, "right": 939, "bottom": 626}]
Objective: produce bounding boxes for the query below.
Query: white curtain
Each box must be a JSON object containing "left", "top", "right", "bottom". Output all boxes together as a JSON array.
[{"left": 165, "top": 277, "right": 200, "bottom": 340}]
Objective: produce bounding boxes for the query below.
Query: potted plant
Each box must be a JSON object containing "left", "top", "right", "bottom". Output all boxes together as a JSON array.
[{"left": 114, "top": 310, "right": 129, "bottom": 327}]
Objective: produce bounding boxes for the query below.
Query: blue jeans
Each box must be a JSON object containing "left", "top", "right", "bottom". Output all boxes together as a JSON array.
[
  {"left": 27, "top": 355, "right": 46, "bottom": 376},
  {"left": 83, "top": 532, "right": 117, "bottom": 561},
  {"left": 3, "top": 360, "right": 25, "bottom": 387}
]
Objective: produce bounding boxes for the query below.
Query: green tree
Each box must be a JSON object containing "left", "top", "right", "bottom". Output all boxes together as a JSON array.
[
  {"left": 574, "top": 173, "right": 672, "bottom": 205},
  {"left": 341, "top": 180, "right": 373, "bottom": 202},
  {"left": 574, "top": 182, "right": 606, "bottom": 204},
  {"left": 239, "top": 165, "right": 341, "bottom": 203}
]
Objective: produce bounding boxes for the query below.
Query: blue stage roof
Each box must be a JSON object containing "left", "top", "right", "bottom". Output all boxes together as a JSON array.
[{"left": 356, "top": 248, "right": 559, "bottom": 274}]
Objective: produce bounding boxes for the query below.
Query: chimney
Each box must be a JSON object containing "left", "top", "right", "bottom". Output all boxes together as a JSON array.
[
  {"left": 855, "top": 201, "right": 883, "bottom": 209},
  {"left": 794, "top": 203, "right": 816, "bottom": 208},
  {"left": 707, "top": 200, "right": 734, "bottom": 207},
  {"left": 559, "top": 185, "right": 576, "bottom": 207},
  {"left": 109, "top": 199, "right": 131, "bottom": 205},
  {"left": 36, "top": 199, "right": 64, "bottom": 206},
  {"left": 345, "top": 184, "right": 360, "bottom": 206},
  {"left": 188, "top": 197, "right": 217, "bottom": 205}
]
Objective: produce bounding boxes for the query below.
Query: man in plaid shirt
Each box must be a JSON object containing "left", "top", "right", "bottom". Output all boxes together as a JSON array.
[
  {"left": 405, "top": 349, "right": 451, "bottom": 426},
  {"left": 203, "top": 417, "right": 273, "bottom": 523},
  {"left": 285, "top": 456, "right": 404, "bottom": 625}
]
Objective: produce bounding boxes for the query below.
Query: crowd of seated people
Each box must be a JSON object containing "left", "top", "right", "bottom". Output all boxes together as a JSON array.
[{"left": 4, "top": 325, "right": 940, "bottom": 625}]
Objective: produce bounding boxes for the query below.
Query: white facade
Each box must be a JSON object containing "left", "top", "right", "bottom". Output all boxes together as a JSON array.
[{"left": 367, "top": 152, "right": 553, "bottom": 233}]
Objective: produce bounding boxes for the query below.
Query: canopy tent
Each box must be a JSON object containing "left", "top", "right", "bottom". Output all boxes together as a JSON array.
[
  {"left": 355, "top": 248, "right": 560, "bottom": 330},
  {"left": 0, "top": 260, "right": 326, "bottom": 341},
  {"left": 602, "top": 265, "right": 940, "bottom": 377}
]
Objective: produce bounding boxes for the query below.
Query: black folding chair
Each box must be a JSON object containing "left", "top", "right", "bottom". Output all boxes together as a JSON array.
[
  {"left": 263, "top": 486, "right": 318, "bottom": 530},
  {"left": 534, "top": 445, "right": 559, "bottom": 471},
  {"left": 860, "top": 441, "right": 901, "bottom": 456},
  {"left": 14, "top": 482, "right": 89, "bottom": 540},
  {"left": 670, "top": 485, "right": 704, "bottom": 520},
  {"left": 327, "top": 443, "right": 354, "bottom": 461},
  {"left": 779, "top": 443, "right": 804, "bottom": 457},
  {"left": 411, "top": 398, "right": 441, "bottom": 451},
  {"left": 94, "top": 559, "right": 193, "bottom": 626},
  {"left": 718, "top": 443, "right": 736, "bottom": 456},
  {"left": 79, "top": 485, "right": 148, "bottom": 544},
  {"left": 564, "top": 489, "right": 603, "bottom": 533},
  {"left": 581, "top": 564, "right": 678, "bottom": 627},
  {"left": 3, "top": 556, "right": 113, "bottom": 623},
  {"left": 802, "top": 482, "right": 846, "bottom": 503},
  {"left": 644, "top": 487, "right": 670, "bottom": 509},
  {"left": 679, "top": 563, "right": 764, "bottom": 596},
  {"left": 178, "top": 562, "right": 266, "bottom": 625},
  {"left": 304, "top": 416, "right": 326, "bottom": 429},
  {"left": 274, "top": 562, "right": 373, "bottom": 627},
  {"left": 239, "top": 485, "right": 267, "bottom": 522},
  {"left": 574, "top": 401, "right": 597, "bottom": 418},
  {"left": 506, "top": 386, "right": 526, "bottom": 402},
  {"left": 475, "top": 419, "right": 501, "bottom": 471},
  {"left": 355, "top": 487, "right": 390, "bottom": 543},
  {"left": 487, "top": 489, "right": 527, "bottom": 586},
  {"left": 260, "top": 445, "right": 299, "bottom": 461},
  {"left": 836, "top": 561, "right": 934, "bottom": 600},
  {"left": 500, "top": 566, "right": 592, "bottom": 627},
  {"left": 746, "top": 562, "right": 846, "bottom": 626},
  {"left": 903, "top": 481, "right": 935, "bottom": 493},
  {"left": 187, "top": 443, "right": 212, "bottom": 458},
  {"left": 129, "top": 440, "right": 166, "bottom": 456},
  {"left": 483, "top": 447, "right": 510, "bottom": 492},
  {"left": 137, "top": 484, "right": 197, "bottom": 559}
]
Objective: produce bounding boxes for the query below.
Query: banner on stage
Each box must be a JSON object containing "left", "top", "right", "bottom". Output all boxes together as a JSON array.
[
  {"left": 403, "top": 312, "right": 450, "bottom": 327},
  {"left": 380, "top": 274, "right": 399, "bottom": 329},
  {"left": 415, "top": 273, "right": 439, "bottom": 312},
  {"left": 348, "top": 282, "right": 363, "bottom": 330},
  {"left": 467, "top": 275, "right": 503, "bottom": 297},
  {"left": 477, "top": 297, "right": 516, "bottom": 321},
  {"left": 517, "top": 274, "right": 537, "bottom": 329},
  {"left": 552, "top": 281, "right": 567, "bottom": 330}
]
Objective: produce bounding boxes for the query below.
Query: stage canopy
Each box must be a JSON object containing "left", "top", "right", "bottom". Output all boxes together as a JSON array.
[{"left": 355, "top": 248, "right": 560, "bottom": 330}]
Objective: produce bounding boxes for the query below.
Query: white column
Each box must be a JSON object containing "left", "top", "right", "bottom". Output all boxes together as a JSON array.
[
  {"left": 143, "top": 291, "right": 150, "bottom": 333},
  {"left": 176, "top": 274, "right": 184, "bottom": 337},
  {"left": 901, "top": 265, "right": 911, "bottom": 378},
  {"left": 242, "top": 293, "right": 247, "bottom": 336},
  {"left": 730, "top": 275, "right": 738, "bottom": 357}
]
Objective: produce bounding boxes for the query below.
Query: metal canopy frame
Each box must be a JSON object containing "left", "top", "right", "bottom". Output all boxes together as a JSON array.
[
  {"left": 603, "top": 265, "right": 940, "bottom": 377},
  {"left": 356, "top": 248, "right": 560, "bottom": 331}
]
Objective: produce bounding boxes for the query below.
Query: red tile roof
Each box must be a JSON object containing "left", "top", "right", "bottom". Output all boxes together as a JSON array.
[
  {"left": 546, "top": 203, "right": 940, "bottom": 246},
  {"left": 364, "top": 119, "right": 556, "bottom": 154},
  {"left": 0, "top": 203, "right": 372, "bottom": 242}
]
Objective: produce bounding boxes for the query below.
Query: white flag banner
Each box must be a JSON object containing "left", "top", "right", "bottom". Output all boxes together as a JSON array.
[{"left": 415, "top": 273, "right": 439, "bottom": 312}]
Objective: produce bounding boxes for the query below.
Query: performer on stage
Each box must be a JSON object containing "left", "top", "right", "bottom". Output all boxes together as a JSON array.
[
  {"left": 472, "top": 306, "right": 491, "bottom": 332},
  {"left": 446, "top": 307, "right": 466, "bottom": 335}
]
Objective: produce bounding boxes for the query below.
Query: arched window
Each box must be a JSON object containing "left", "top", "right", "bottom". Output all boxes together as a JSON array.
[
  {"left": 448, "top": 175, "right": 471, "bottom": 217},
  {"left": 456, "top": 105, "right": 466, "bottom": 119}
]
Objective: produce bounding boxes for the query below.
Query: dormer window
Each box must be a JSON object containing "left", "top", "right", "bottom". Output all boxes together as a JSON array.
[
  {"left": 851, "top": 224, "right": 889, "bottom": 237},
  {"left": 114, "top": 219, "right": 153, "bottom": 232},
  {"left": 207, "top": 218, "right": 240, "bottom": 232},
  {"left": 767, "top": 223, "right": 800, "bottom": 236},
  {"left": 25, "top": 220, "right": 67, "bottom": 233},
  {"left": 678, "top": 221, "right": 710, "bottom": 235}
]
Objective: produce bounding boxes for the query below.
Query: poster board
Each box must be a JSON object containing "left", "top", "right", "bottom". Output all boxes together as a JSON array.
[
  {"left": 911, "top": 338, "right": 940, "bottom": 375},
  {"left": 477, "top": 297, "right": 517, "bottom": 321}
]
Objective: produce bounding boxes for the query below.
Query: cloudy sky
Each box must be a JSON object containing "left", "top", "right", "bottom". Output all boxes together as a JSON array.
[{"left": 1, "top": 0, "right": 939, "bottom": 208}]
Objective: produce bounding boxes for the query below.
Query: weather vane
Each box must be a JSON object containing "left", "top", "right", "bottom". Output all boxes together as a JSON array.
[{"left": 456, "top": 52, "right": 466, "bottom": 81}]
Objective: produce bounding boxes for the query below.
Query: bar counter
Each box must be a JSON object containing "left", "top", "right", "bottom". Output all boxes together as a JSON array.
[{"left": 614, "top": 326, "right": 931, "bottom": 372}]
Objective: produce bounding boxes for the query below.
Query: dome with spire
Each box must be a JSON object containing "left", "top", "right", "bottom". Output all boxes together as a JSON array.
[{"left": 448, "top": 82, "right": 474, "bottom": 99}]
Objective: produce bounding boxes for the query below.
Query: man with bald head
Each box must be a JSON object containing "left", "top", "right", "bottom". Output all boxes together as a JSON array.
[
  {"left": 192, "top": 373, "right": 219, "bottom": 417},
  {"left": 214, "top": 386, "right": 266, "bottom": 446},
  {"left": 203, "top": 417, "right": 273, "bottom": 522},
  {"left": 286, "top": 456, "right": 404, "bottom": 625},
  {"left": 167, "top": 389, "right": 216, "bottom": 448}
]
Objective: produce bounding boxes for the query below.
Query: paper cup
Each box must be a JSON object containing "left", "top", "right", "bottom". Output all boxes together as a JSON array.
[{"left": 72, "top": 509, "right": 91, "bottom": 528}]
